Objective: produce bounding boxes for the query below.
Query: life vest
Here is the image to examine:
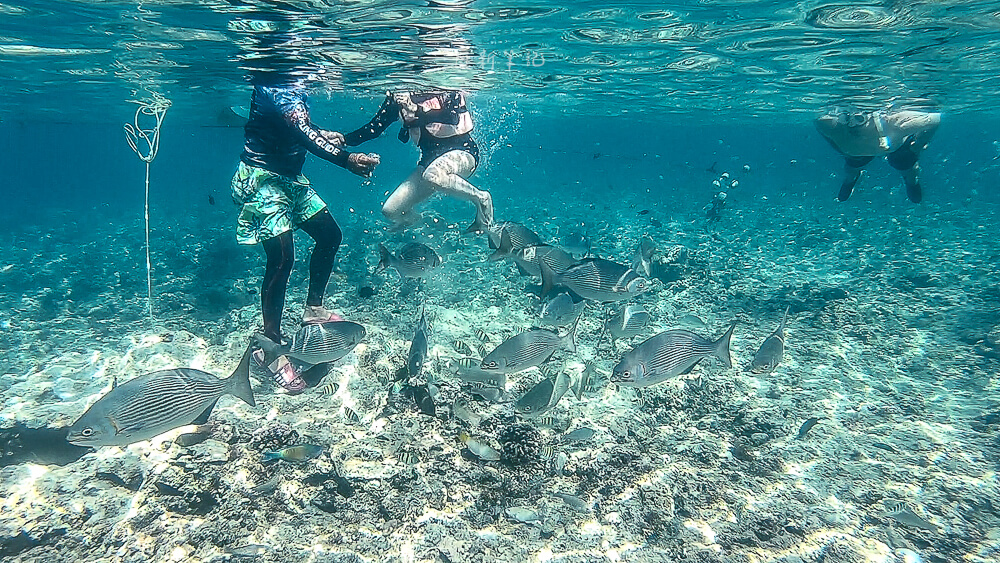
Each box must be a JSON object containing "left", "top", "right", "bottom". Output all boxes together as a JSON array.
[{"left": 399, "top": 91, "right": 474, "bottom": 140}]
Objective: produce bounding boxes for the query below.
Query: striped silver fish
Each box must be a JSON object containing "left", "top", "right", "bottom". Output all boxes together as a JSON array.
[
  {"left": 407, "top": 307, "right": 429, "bottom": 379},
  {"left": 747, "top": 306, "right": 789, "bottom": 374},
  {"left": 476, "top": 344, "right": 490, "bottom": 357},
  {"left": 606, "top": 304, "right": 651, "bottom": 340},
  {"left": 469, "top": 384, "right": 503, "bottom": 402},
  {"left": 480, "top": 320, "right": 577, "bottom": 374},
  {"left": 540, "top": 291, "right": 586, "bottom": 328},
  {"left": 494, "top": 236, "right": 577, "bottom": 278},
  {"left": 67, "top": 343, "right": 255, "bottom": 448},
  {"left": 254, "top": 321, "right": 366, "bottom": 367},
  {"left": 549, "top": 370, "right": 571, "bottom": 409},
  {"left": 515, "top": 377, "right": 555, "bottom": 418},
  {"left": 632, "top": 235, "right": 656, "bottom": 277},
  {"left": 486, "top": 221, "right": 542, "bottom": 252},
  {"left": 376, "top": 242, "right": 442, "bottom": 278},
  {"left": 573, "top": 361, "right": 597, "bottom": 399},
  {"left": 612, "top": 324, "right": 736, "bottom": 388},
  {"left": 320, "top": 382, "right": 340, "bottom": 395},
  {"left": 454, "top": 366, "right": 506, "bottom": 388},
  {"left": 474, "top": 328, "right": 492, "bottom": 343},
  {"left": 541, "top": 258, "right": 651, "bottom": 303}
]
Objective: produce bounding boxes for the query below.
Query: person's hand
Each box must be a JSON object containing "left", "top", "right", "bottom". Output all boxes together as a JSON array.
[
  {"left": 393, "top": 92, "right": 417, "bottom": 113},
  {"left": 321, "top": 130, "right": 345, "bottom": 146},
  {"left": 347, "top": 152, "right": 380, "bottom": 178}
]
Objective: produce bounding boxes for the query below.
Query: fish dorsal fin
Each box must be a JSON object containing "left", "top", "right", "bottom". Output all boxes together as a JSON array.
[
  {"left": 777, "top": 305, "right": 790, "bottom": 338},
  {"left": 621, "top": 306, "right": 633, "bottom": 329}
]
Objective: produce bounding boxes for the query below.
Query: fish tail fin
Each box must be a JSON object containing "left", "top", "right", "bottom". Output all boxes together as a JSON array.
[
  {"left": 376, "top": 244, "right": 390, "bottom": 273},
  {"left": 488, "top": 229, "right": 513, "bottom": 262},
  {"left": 778, "top": 305, "right": 790, "bottom": 337},
  {"left": 252, "top": 333, "right": 285, "bottom": 368},
  {"left": 539, "top": 260, "right": 557, "bottom": 299},
  {"left": 564, "top": 313, "right": 581, "bottom": 353},
  {"left": 228, "top": 341, "right": 257, "bottom": 407},
  {"left": 714, "top": 323, "right": 736, "bottom": 369},
  {"left": 262, "top": 451, "right": 280, "bottom": 462},
  {"left": 466, "top": 214, "right": 489, "bottom": 234}
]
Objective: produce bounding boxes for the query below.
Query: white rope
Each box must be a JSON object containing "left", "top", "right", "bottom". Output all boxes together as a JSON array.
[{"left": 124, "top": 95, "right": 170, "bottom": 321}]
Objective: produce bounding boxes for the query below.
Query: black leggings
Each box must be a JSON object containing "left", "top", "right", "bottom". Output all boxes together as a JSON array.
[{"left": 260, "top": 208, "right": 342, "bottom": 342}]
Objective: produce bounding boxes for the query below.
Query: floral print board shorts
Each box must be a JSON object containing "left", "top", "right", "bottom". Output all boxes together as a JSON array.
[{"left": 231, "top": 162, "right": 327, "bottom": 245}]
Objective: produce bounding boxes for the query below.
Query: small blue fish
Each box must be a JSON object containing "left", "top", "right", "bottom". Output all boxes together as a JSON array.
[{"left": 262, "top": 443, "right": 323, "bottom": 463}]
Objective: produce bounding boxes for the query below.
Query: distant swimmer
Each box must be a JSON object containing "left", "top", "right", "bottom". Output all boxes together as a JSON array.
[
  {"left": 232, "top": 64, "right": 380, "bottom": 393},
  {"left": 343, "top": 91, "right": 494, "bottom": 232},
  {"left": 815, "top": 107, "right": 940, "bottom": 203}
]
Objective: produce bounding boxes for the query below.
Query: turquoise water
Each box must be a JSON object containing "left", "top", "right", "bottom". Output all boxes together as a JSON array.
[{"left": 2, "top": 2, "right": 1000, "bottom": 562}]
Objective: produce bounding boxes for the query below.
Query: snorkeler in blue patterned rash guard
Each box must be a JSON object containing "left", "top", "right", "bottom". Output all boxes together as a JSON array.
[
  {"left": 815, "top": 108, "right": 940, "bottom": 203},
  {"left": 232, "top": 77, "right": 380, "bottom": 392},
  {"left": 344, "top": 90, "right": 494, "bottom": 233}
]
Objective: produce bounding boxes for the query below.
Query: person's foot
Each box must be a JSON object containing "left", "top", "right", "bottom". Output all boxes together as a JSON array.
[
  {"left": 252, "top": 348, "right": 305, "bottom": 394},
  {"left": 466, "top": 197, "right": 494, "bottom": 234},
  {"left": 303, "top": 305, "right": 344, "bottom": 324},
  {"left": 906, "top": 181, "right": 922, "bottom": 203},
  {"left": 838, "top": 182, "right": 854, "bottom": 202}
]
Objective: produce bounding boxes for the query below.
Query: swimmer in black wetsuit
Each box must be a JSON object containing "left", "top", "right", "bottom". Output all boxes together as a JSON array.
[
  {"left": 815, "top": 108, "right": 940, "bottom": 203},
  {"left": 344, "top": 91, "right": 494, "bottom": 233},
  {"left": 232, "top": 75, "right": 379, "bottom": 391}
]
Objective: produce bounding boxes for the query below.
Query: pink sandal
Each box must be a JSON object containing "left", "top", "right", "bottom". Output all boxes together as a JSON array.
[
  {"left": 252, "top": 348, "right": 306, "bottom": 394},
  {"left": 302, "top": 306, "right": 345, "bottom": 325}
]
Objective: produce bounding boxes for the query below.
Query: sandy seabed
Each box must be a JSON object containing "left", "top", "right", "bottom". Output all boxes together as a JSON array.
[{"left": 2, "top": 184, "right": 999, "bottom": 563}]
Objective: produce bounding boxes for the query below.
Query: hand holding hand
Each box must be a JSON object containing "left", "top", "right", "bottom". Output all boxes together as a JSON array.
[
  {"left": 347, "top": 152, "right": 380, "bottom": 178},
  {"left": 321, "top": 130, "right": 345, "bottom": 146},
  {"left": 393, "top": 92, "right": 417, "bottom": 113}
]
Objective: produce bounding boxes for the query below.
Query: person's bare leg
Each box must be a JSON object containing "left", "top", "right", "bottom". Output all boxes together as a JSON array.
[
  {"left": 421, "top": 150, "right": 493, "bottom": 232},
  {"left": 382, "top": 167, "right": 435, "bottom": 230}
]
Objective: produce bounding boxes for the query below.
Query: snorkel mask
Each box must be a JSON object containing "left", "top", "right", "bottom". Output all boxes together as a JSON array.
[{"left": 836, "top": 109, "right": 868, "bottom": 128}]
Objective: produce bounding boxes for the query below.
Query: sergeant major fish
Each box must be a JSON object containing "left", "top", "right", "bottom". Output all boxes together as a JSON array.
[
  {"left": 481, "top": 317, "right": 578, "bottom": 374},
  {"left": 612, "top": 324, "right": 736, "bottom": 388},
  {"left": 541, "top": 258, "right": 651, "bottom": 303},
  {"left": 67, "top": 343, "right": 256, "bottom": 448},
  {"left": 377, "top": 242, "right": 442, "bottom": 278},
  {"left": 254, "top": 321, "right": 366, "bottom": 367},
  {"left": 747, "top": 306, "right": 789, "bottom": 374}
]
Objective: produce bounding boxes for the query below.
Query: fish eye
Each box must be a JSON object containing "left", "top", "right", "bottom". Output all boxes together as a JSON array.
[{"left": 81, "top": 428, "right": 93, "bottom": 437}]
